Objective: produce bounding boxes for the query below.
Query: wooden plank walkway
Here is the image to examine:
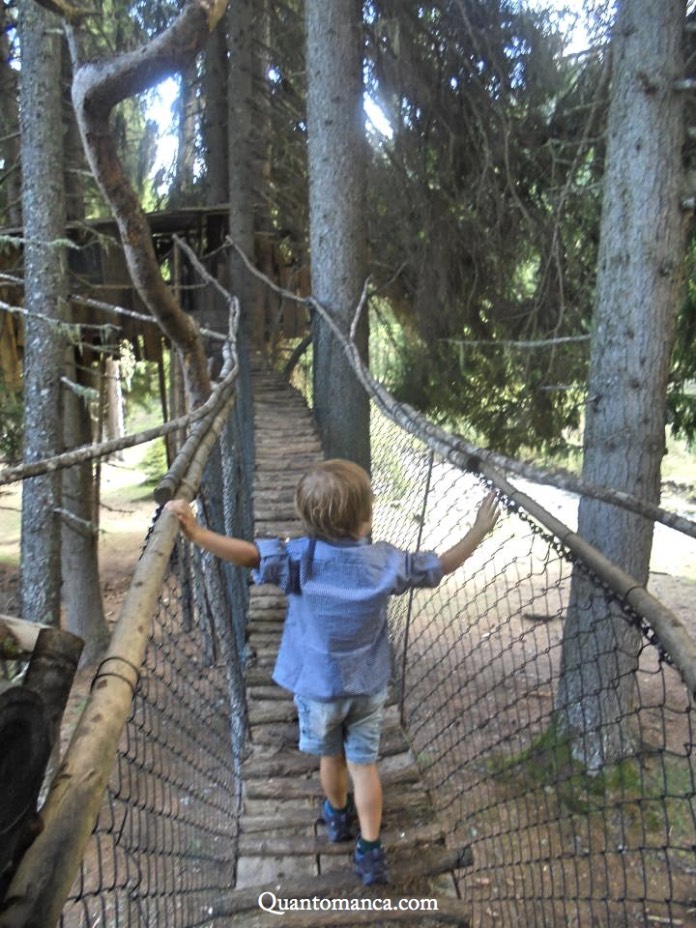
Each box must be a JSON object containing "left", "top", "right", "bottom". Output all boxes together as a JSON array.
[{"left": 224, "top": 364, "right": 471, "bottom": 926}]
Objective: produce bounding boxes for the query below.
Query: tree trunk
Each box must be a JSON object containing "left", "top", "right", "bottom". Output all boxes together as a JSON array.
[
  {"left": 200, "top": 16, "right": 229, "bottom": 365},
  {"left": 252, "top": 0, "right": 277, "bottom": 351},
  {"left": 61, "top": 352, "right": 109, "bottom": 664},
  {"left": 0, "top": 3, "right": 21, "bottom": 227},
  {"left": 305, "top": 0, "right": 370, "bottom": 471},
  {"left": 19, "top": 0, "right": 66, "bottom": 627},
  {"left": 228, "top": 0, "right": 256, "bottom": 336},
  {"left": 203, "top": 18, "right": 229, "bottom": 206},
  {"left": 556, "top": 0, "right": 689, "bottom": 769},
  {"left": 173, "top": 57, "right": 199, "bottom": 206},
  {"left": 104, "top": 358, "right": 125, "bottom": 446},
  {"left": 62, "top": 41, "right": 86, "bottom": 225}
]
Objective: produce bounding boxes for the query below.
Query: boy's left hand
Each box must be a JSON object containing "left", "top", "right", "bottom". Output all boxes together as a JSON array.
[{"left": 474, "top": 491, "right": 500, "bottom": 535}]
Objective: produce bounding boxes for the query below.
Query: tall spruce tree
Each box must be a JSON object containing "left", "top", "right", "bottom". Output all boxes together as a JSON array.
[
  {"left": 556, "top": 0, "right": 689, "bottom": 768},
  {"left": 306, "top": 0, "right": 370, "bottom": 470},
  {"left": 18, "top": 0, "right": 66, "bottom": 627}
]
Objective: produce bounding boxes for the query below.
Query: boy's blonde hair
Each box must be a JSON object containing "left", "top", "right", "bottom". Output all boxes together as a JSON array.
[{"left": 295, "top": 459, "right": 373, "bottom": 540}]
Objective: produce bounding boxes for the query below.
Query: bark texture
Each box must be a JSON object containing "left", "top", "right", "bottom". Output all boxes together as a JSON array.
[
  {"left": 556, "top": 0, "right": 689, "bottom": 768},
  {"left": 305, "top": 0, "right": 370, "bottom": 471},
  {"left": 19, "top": 0, "right": 66, "bottom": 626},
  {"left": 61, "top": 354, "right": 109, "bottom": 663},
  {"left": 227, "top": 0, "right": 256, "bottom": 329}
]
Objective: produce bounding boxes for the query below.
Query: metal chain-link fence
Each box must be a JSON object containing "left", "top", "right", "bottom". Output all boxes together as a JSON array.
[{"left": 59, "top": 565, "right": 241, "bottom": 928}]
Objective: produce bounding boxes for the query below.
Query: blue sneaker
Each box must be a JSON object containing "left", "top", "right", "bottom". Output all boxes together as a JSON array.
[
  {"left": 353, "top": 840, "right": 389, "bottom": 885},
  {"left": 320, "top": 796, "right": 356, "bottom": 842}
]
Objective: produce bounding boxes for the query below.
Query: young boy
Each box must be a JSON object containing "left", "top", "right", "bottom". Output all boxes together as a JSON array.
[{"left": 166, "top": 458, "right": 499, "bottom": 886}]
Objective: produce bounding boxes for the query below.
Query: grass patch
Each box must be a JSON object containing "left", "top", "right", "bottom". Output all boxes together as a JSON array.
[
  {"left": 139, "top": 439, "right": 169, "bottom": 487},
  {"left": 489, "top": 727, "right": 695, "bottom": 855},
  {"left": 489, "top": 726, "right": 642, "bottom": 816}
]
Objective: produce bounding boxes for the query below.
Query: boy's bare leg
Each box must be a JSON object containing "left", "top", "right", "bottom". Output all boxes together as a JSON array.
[
  {"left": 347, "top": 760, "right": 382, "bottom": 841},
  {"left": 320, "top": 753, "right": 349, "bottom": 809}
]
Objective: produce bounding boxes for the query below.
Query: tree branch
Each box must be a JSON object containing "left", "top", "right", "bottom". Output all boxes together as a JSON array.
[{"left": 66, "top": 0, "right": 231, "bottom": 406}]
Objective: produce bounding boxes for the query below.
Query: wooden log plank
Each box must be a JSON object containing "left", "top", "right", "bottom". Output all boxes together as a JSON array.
[
  {"left": 0, "top": 615, "right": 49, "bottom": 658},
  {"left": 246, "top": 631, "right": 281, "bottom": 645},
  {"left": 237, "top": 823, "right": 445, "bottom": 858},
  {"left": 242, "top": 747, "right": 418, "bottom": 781},
  {"left": 243, "top": 722, "right": 410, "bottom": 760},
  {"left": 246, "top": 606, "right": 287, "bottom": 621},
  {"left": 248, "top": 700, "right": 297, "bottom": 725},
  {"left": 253, "top": 521, "right": 304, "bottom": 538},
  {"left": 241, "top": 790, "right": 434, "bottom": 827},
  {"left": 245, "top": 651, "right": 277, "bottom": 669},
  {"left": 247, "top": 721, "right": 298, "bottom": 747},
  {"left": 247, "top": 595, "right": 286, "bottom": 606},
  {"left": 221, "top": 899, "right": 471, "bottom": 928},
  {"left": 244, "top": 666, "right": 282, "bottom": 687},
  {"left": 245, "top": 613, "right": 286, "bottom": 627},
  {"left": 211, "top": 847, "right": 472, "bottom": 918},
  {"left": 235, "top": 853, "right": 316, "bottom": 889},
  {"left": 246, "top": 624, "right": 284, "bottom": 638},
  {"left": 247, "top": 684, "right": 292, "bottom": 702},
  {"left": 247, "top": 600, "right": 287, "bottom": 615},
  {"left": 244, "top": 764, "right": 422, "bottom": 801}
]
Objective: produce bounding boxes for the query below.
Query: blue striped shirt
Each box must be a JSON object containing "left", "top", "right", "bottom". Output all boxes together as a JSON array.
[{"left": 253, "top": 536, "right": 443, "bottom": 701}]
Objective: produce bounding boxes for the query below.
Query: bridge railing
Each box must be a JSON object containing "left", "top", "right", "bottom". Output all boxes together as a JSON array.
[
  {"left": 365, "top": 403, "right": 695, "bottom": 927},
  {"left": 2, "top": 288, "right": 694, "bottom": 927}
]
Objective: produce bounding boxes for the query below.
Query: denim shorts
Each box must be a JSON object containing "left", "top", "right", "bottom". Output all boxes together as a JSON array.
[{"left": 294, "top": 686, "right": 388, "bottom": 765}]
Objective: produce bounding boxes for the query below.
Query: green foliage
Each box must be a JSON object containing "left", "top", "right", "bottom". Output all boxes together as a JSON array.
[
  {"left": 120, "top": 341, "right": 165, "bottom": 425},
  {"left": 360, "top": 0, "right": 606, "bottom": 454},
  {"left": 384, "top": 334, "right": 588, "bottom": 455},
  {"left": 0, "top": 374, "right": 23, "bottom": 465},
  {"left": 140, "top": 439, "right": 168, "bottom": 486}
]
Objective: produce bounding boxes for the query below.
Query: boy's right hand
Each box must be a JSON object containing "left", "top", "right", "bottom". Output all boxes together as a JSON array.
[{"left": 165, "top": 499, "right": 199, "bottom": 540}]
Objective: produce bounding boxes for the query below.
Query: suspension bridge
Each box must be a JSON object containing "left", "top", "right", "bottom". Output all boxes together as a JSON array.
[{"left": 1, "top": 334, "right": 695, "bottom": 927}]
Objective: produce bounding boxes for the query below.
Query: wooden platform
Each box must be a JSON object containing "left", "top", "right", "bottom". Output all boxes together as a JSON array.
[{"left": 223, "top": 364, "right": 471, "bottom": 926}]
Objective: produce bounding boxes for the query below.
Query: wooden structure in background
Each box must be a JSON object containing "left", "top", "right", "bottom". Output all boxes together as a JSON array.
[{"left": 0, "top": 205, "right": 310, "bottom": 389}]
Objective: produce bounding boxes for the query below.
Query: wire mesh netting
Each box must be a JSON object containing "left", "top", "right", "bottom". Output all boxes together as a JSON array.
[
  {"left": 59, "top": 569, "right": 240, "bottom": 928},
  {"left": 56, "top": 390, "right": 255, "bottom": 928},
  {"left": 369, "top": 407, "right": 696, "bottom": 927}
]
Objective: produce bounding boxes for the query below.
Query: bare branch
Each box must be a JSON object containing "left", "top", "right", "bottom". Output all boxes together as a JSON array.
[{"left": 67, "top": 1, "right": 231, "bottom": 406}]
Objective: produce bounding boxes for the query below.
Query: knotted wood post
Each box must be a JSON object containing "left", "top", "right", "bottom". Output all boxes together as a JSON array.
[{"left": 0, "top": 624, "right": 83, "bottom": 905}]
